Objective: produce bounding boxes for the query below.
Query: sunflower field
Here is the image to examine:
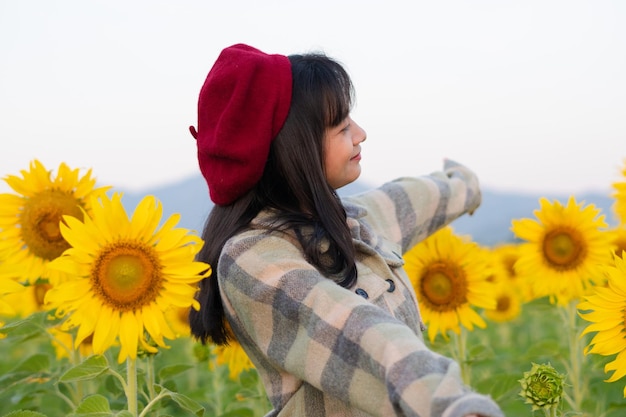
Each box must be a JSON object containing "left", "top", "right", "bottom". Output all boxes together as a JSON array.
[{"left": 2, "top": 159, "right": 626, "bottom": 417}]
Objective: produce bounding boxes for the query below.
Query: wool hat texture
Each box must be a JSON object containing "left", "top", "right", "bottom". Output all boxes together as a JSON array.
[{"left": 190, "top": 43, "right": 293, "bottom": 205}]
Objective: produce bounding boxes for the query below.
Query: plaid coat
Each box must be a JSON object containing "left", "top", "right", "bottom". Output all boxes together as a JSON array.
[{"left": 218, "top": 160, "right": 504, "bottom": 417}]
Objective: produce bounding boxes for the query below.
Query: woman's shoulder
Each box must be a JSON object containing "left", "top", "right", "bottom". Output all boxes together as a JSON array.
[
  {"left": 340, "top": 180, "right": 413, "bottom": 218},
  {"left": 217, "top": 219, "right": 317, "bottom": 289},
  {"left": 221, "top": 219, "right": 302, "bottom": 262}
]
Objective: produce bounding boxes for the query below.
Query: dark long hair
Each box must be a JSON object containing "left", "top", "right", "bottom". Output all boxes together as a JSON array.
[{"left": 189, "top": 53, "right": 358, "bottom": 345}]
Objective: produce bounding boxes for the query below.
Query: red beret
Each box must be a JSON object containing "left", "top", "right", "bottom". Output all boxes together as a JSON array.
[{"left": 190, "top": 44, "right": 292, "bottom": 205}]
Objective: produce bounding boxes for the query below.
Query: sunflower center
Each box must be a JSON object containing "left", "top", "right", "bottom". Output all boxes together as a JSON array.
[
  {"left": 177, "top": 307, "right": 190, "bottom": 324},
  {"left": 496, "top": 295, "right": 511, "bottom": 312},
  {"left": 614, "top": 236, "right": 626, "bottom": 259},
  {"left": 21, "top": 189, "right": 84, "bottom": 261},
  {"left": 542, "top": 228, "right": 586, "bottom": 270},
  {"left": 503, "top": 254, "right": 518, "bottom": 278},
  {"left": 420, "top": 261, "right": 468, "bottom": 311},
  {"left": 529, "top": 377, "right": 552, "bottom": 398},
  {"left": 92, "top": 242, "right": 163, "bottom": 311},
  {"left": 33, "top": 282, "right": 52, "bottom": 308}
]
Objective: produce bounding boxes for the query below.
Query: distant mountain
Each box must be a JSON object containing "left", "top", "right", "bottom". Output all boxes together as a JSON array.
[
  {"left": 120, "top": 175, "right": 618, "bottom": 246},
  {"left": 451, "top": 188, "right": 617, "bottom": 245}
]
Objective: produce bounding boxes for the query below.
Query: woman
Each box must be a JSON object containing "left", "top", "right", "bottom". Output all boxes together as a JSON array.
[{"left": 189, "top": 43, "right": 503, "bottom": 417}]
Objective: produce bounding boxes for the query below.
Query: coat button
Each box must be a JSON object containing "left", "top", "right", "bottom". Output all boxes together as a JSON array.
[
  {"left": 386, "top": 279, "right": 396, "bottom": 292},
  {"left": 355, "top": 288, "right": 369, "bottom": 299}
]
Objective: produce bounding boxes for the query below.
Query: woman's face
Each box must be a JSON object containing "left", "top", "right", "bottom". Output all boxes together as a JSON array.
[{"left": 323, "top": 116, "right": 367, "bottom": 189}]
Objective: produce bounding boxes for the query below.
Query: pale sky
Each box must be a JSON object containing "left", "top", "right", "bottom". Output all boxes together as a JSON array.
[{"left": 1, "top": 0, "right": 625, "bottom": 197}]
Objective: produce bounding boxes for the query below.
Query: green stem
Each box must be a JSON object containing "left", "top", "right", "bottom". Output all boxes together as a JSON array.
[
  {"left": 548, "top": 404, "right": 559, "bottom": 417},
  {"left": 566, "top": 301, "right": 585, "bottom": 412},
  {"left": 44, "top": 327, "right": 81, "bottom": 404},
  {"left": 72, "top": 347, "right": 84, "bottom": 403},
  {"left": 210, "top": 349, "right": 223, "bottom": 414},
  {"left": 146, "top": 354, "right": 156, "bottom": 400},
  {"left": 126, "top": 357, "right": 138, "bottom": 417},
  {"left": 54, "top": 387, "right": 77, "bottom": 410},
  {"left": 541, "top": 404, "right": 561, "bottom": 417},
  {"left": 108, "top": 367, "right": 129, "bottom": 391},
  {"left": 453, "top": 327, "right": 470, "bottom": 385},
  {"left": 139, "top": 391, "right": 169, "bottom": 417}
]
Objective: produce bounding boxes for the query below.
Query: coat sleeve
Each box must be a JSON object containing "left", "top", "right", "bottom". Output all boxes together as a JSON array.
[
  {"left": 344, "top": 159, "right": 482, "bottom": 253},
  {"left": 218, "top": 232, "right": 503, "bottom": 417}
]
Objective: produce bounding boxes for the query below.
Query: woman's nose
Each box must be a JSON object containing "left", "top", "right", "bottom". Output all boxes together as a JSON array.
[{"left": 353, "top": 120, "right": 366, "bottom": 143}]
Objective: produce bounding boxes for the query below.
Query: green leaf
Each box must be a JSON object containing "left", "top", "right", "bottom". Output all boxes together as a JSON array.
[
  {"left": 103, "top": 374, "right": 126, "bottom": 397},
  {"left": 74, "top": 394, "right": 112, "bottom": 413},
  {"left": 12, "top": 354, "right": 50, "bottom": 373},
  {"left": 474, "top": 372, "right": 525, "bottom": 402},
  {"left": 158, "top": 364, "right": 193, "bottom": 382},
  {"left": 0, "top": 312, "right": 48, "bottom": 338},
  {"left": 59, "top": 355, "right": 109, "bottom": 383},
  {"left": 467, "top": 342, "right": 494, "bottom": 363},
  {"left": 153, "top": 385, "right": 204, "bottom": 416},
  {"left": 2, "top": 411, "right": 49, "bottom": 417},
  {"left": 0, "top": 353, "right": 51, "bottom": 389}
]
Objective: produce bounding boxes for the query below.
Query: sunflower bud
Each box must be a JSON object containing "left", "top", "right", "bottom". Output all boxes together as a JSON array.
[{"left": 519, "top": 362, "right": 566, "bottom": 411}]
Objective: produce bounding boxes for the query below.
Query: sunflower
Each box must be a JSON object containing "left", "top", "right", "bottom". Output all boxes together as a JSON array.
[
  {"left": 519, "top": 362, "right": 566, "bottom": 411},
  {"left": 44, "top": 193, "right": 211, "bottom": 363},
  {"left": 608, "top": 226, "right": 626, "bottom": 259},
  {"left": 484, "top": 281, "right": 522, "bottom": 323},
  {"left": 0, "top": 280, "right": 51, "bottom": 318},
  {"left": 488, "top": 243, "right": 520, "bottom": 282},
  {"left": 0, "top": 160, "right": 110, "bottom": 285},
  {"left": 0, "top": 274, "right": 26, "bottom": 328},
  {"left": 511, "top": 196, "right": 614, "bottom": 305},
  {"left": 612, "top": 160, "right": 626, "bottom": 225},
  {"left": 489, "top": 243, "right": 535, "bottom": 302},
  {"left": 164, "top": 305, "right": 192, "bottom": 338},
  {"left": 213, "top": 340, "right": 255, "bottom": 381},
  {"left": 48, "top": 326, "right": 94, "bottom": 360},
  {"left": 578, "top": 253, "right": 626, "bottom": 397},
  {"left": 403, "top": 227, "right": 496, "bottom": 343}
]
